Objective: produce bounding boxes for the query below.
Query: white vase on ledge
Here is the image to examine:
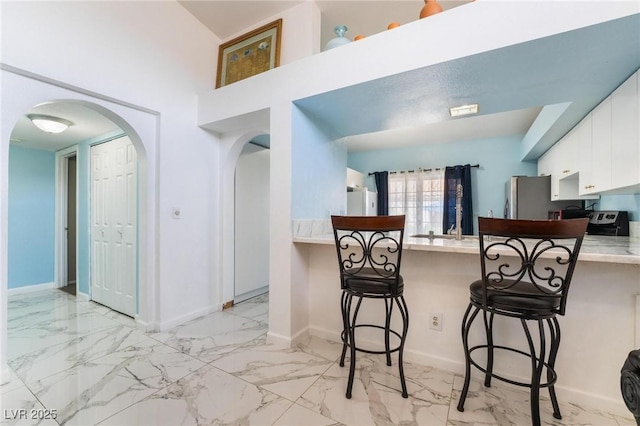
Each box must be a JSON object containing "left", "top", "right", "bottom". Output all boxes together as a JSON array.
[{"left": 324, "top": 25, "right": 351, "bottom": 51}]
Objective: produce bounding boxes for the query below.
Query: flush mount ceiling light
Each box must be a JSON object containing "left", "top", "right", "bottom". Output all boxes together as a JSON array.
[
  {"left": 27, "top": 114, "right": 73, "bottom": 134},
  {"left": 449, "top": 104, "right": 479, "bottom": 118}
]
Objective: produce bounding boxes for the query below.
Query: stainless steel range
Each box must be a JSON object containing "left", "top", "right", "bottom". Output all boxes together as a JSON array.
[{"left": 587, "top": 211, "right": 629, "bottom": 236}]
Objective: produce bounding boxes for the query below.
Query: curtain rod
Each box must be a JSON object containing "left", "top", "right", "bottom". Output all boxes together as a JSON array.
[{"left": 368, "top": 164, "right": 480, "bottom": 176}]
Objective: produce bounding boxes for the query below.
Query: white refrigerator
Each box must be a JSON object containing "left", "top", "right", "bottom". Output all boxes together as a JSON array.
[{"left": 347, "top": 190, "right": 377, "bottom": 216}]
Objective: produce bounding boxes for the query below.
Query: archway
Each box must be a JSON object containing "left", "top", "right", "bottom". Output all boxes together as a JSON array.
[
  {"left": 219, "top": 130, "right": 270, "bottom": 308},
  {"left": 234, "top": 135, "right": 270, "bottom": 302},
  {"left": 1, "top": 69, "right": 159, "bottom": 378}
]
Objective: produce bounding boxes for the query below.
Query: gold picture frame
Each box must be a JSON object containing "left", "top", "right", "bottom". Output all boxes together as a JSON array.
[{"left": 216, "top": 19, "right": 282, "bottom": 88}]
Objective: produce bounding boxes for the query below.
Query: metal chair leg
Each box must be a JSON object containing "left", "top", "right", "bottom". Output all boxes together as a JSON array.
[
  {"left": 396, "top": 295, "right": 409, "bottom": 398},
  {"left": 339, "top": 291, "right": 350, "bottom": 368},
  {"left": 484, "top": 311, "right": 495, "bottom": 387},
  {"left": 522, "top": 319, "right": 545, "bottom": 426},
  {"left": 384, "top": 298, "right": 392, "bottom": 366},
  {"left": 345, "top": 296, "right": 363, "bottom": 399},
  {"left": 547, "top": 317, "right": 562, "bottom": 420},
  {"left": 457, "top": 303, "right": 479, "bottom": 412}
]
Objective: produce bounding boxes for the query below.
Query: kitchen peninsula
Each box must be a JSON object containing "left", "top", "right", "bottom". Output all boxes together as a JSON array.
[{"left": 294, "top": 228, "right": 640, "bottom": 416}]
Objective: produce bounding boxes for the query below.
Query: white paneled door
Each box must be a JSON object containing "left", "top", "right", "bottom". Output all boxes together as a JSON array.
[{"left": 90, "top": 136, "right": 137, "bottom": 317}]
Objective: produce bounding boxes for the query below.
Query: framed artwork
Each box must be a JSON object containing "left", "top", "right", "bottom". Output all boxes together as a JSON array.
[{"left": 216, "top": 19, "right": 282, "bottom": 88}]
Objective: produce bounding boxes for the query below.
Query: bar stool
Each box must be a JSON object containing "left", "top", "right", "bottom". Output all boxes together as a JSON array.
[
  {"left": 331, "top": 215, "right": 409, "bottom": 399},
  {"left": 457, "top": 217, "right": 588, "bottom": 426}
]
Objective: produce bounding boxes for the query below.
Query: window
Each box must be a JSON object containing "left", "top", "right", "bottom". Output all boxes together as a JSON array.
[{"left": 388, "top": 170, "right": 445, "bottom": 236}]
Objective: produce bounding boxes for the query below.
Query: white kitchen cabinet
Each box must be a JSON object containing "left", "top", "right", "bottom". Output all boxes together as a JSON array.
[
  {"left": 538, "top": 137, "right": 568, "bottom": 201},
  {"left": 537, "top": 144, "right": 557, "bottom": 200},
  {"left": 542, "top": 69, "right": 640, "bottom": 198},
  {"left": 575, "top": 112, "right": 592, "bottom": 177},
  {"left": 549, "top": 139, "right": 566, "bottom": 200},
  {"left": 537, "top": 147, "right": 552, "bottom": 178},
  {"left": 346, "top": 167, "right": 365, "bottom": 190},
  {"left": 538, "top": 120, "right": 593, "bottom": 201},
  {"left": 611, "top": 71, "right": 639, "bottom": 189},
  {"left": 558, "top": 127, "right": 577, "bottom": 177},
  {"left": 583, "top": 97, "right": 612, "bottom": 195},
  {"left": 558, "top": 121, "right": 594, "bottom": 200}
]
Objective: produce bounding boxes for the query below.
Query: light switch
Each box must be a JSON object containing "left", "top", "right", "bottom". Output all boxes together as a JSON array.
[{"left": 172, "top": 207, "right": 181, "bottom": 219}]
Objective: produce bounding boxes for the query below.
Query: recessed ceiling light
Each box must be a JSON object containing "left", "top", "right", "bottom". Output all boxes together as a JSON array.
[
  {"left": 27, "top": 114, "right": 73, "bottom": 134},
  {"left": 449, "top": 104, "right": 479, "bottom": 117}
]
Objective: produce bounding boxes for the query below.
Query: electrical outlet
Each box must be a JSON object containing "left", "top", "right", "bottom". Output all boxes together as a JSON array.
[{"left": 429, "top": 312, "right": 443, "bottom": 331}]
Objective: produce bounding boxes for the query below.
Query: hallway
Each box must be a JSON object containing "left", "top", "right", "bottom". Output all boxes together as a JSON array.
[{"left": 1, "top": 289, "right": 631, "bottom": 425}]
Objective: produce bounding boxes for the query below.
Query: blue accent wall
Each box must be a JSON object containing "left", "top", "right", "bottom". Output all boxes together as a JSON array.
[
  {"left": 7, "top": 132, "right": 128, "bottom": 297},
  {"left": 291, "top": 105, "right": 347, "bottom": 219},
  {"left": 348, "top": 136, "right": 537, "bottom": 231},
  {"left": 8, "top": 145, "right": 56, "bottom": 289},
  {"left": 599, "top": 194, "right": 639, "bottom": 221}
]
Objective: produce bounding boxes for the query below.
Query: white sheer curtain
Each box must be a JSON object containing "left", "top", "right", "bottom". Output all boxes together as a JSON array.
[{"left": 388, "top": 169, "right": 445, "bottom": 236}]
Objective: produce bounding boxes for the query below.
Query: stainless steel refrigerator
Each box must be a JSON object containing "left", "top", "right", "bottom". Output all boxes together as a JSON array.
[
  {"left": 347, "top": 190, "right": 377, "bottom": 216},
  {"left": 504, "top": 176, "right": 580, "bottom": 220}
]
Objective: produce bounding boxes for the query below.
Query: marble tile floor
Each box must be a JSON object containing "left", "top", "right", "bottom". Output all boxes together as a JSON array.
[{"left": 1, "top": 289, "right": 634, "bottom": 426}]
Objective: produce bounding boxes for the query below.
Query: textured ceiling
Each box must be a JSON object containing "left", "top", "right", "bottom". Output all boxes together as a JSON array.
[{"left": 294, "top": 13, "right": 640, "bottom": 156}]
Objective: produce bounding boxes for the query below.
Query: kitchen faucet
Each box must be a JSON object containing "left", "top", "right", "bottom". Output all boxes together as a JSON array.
[{"left": 455, "top": 184, "right": 463, "bottom": 241}]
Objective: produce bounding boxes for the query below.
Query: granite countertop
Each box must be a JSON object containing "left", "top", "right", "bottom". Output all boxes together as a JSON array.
[{"left": 293, "top": 233, "right": 640, "bottom": 265}]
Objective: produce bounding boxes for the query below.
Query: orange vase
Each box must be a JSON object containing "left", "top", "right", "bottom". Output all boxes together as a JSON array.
[{"left": 419, "top": 0, "right": 443, "bottom": 18}]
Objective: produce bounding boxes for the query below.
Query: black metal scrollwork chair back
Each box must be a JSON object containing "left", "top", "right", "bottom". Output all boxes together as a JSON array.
[
  {"left": 331, "top": 215, "right": 409, "bottom": 399},
  {"left": 457, "top": 217, "right": 588, "bottom": 426}
]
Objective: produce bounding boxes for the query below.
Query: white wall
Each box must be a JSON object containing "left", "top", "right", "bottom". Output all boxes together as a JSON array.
[
  {"left": 1, "top": 0, "right": 222, "bottom": 350},
  {"left": 234, "top": 144, "right": 270, "bottom": 299},
  {"left": 220, "top": 2, "right": 321, "bottom": 66}
]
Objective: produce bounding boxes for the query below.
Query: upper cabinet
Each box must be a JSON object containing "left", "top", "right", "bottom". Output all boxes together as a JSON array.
[
  {"left": 610, "top": 72, "right": 639, "bottom": 190},
  {"left": 537, "top": 115, "right": 595, "bottom": 201},
  {"left": 582, "top": 98, "right": 611, "bottom": 195},
  {"left": 346, "top": 167, "right": 365, "bottom": 191},
  {"left": 538, "top": 69, "right": 640, "bottom": 199}
]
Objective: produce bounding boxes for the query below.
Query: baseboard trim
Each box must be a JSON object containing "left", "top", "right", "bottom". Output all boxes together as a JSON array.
[
  {"left": 76, "top": 291, "right": 90, "bottom": 302},
  {"left": 307, "top": 326, "right": 631, "bottom": 418},
  {"left": 266, "top": 331, "right": 291, "bottom": 347},
  {"left": 135, "top": 318, "right": 157, "bottom": 332},
  {"left": 7, "top": 282, "right": 54, "bottom": 295},
  {"left": 158, "top": 304, "right": 220, "bottom": 331},
  {"left": 266, "top": 327, "right": 310, "bottom": 348}
]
